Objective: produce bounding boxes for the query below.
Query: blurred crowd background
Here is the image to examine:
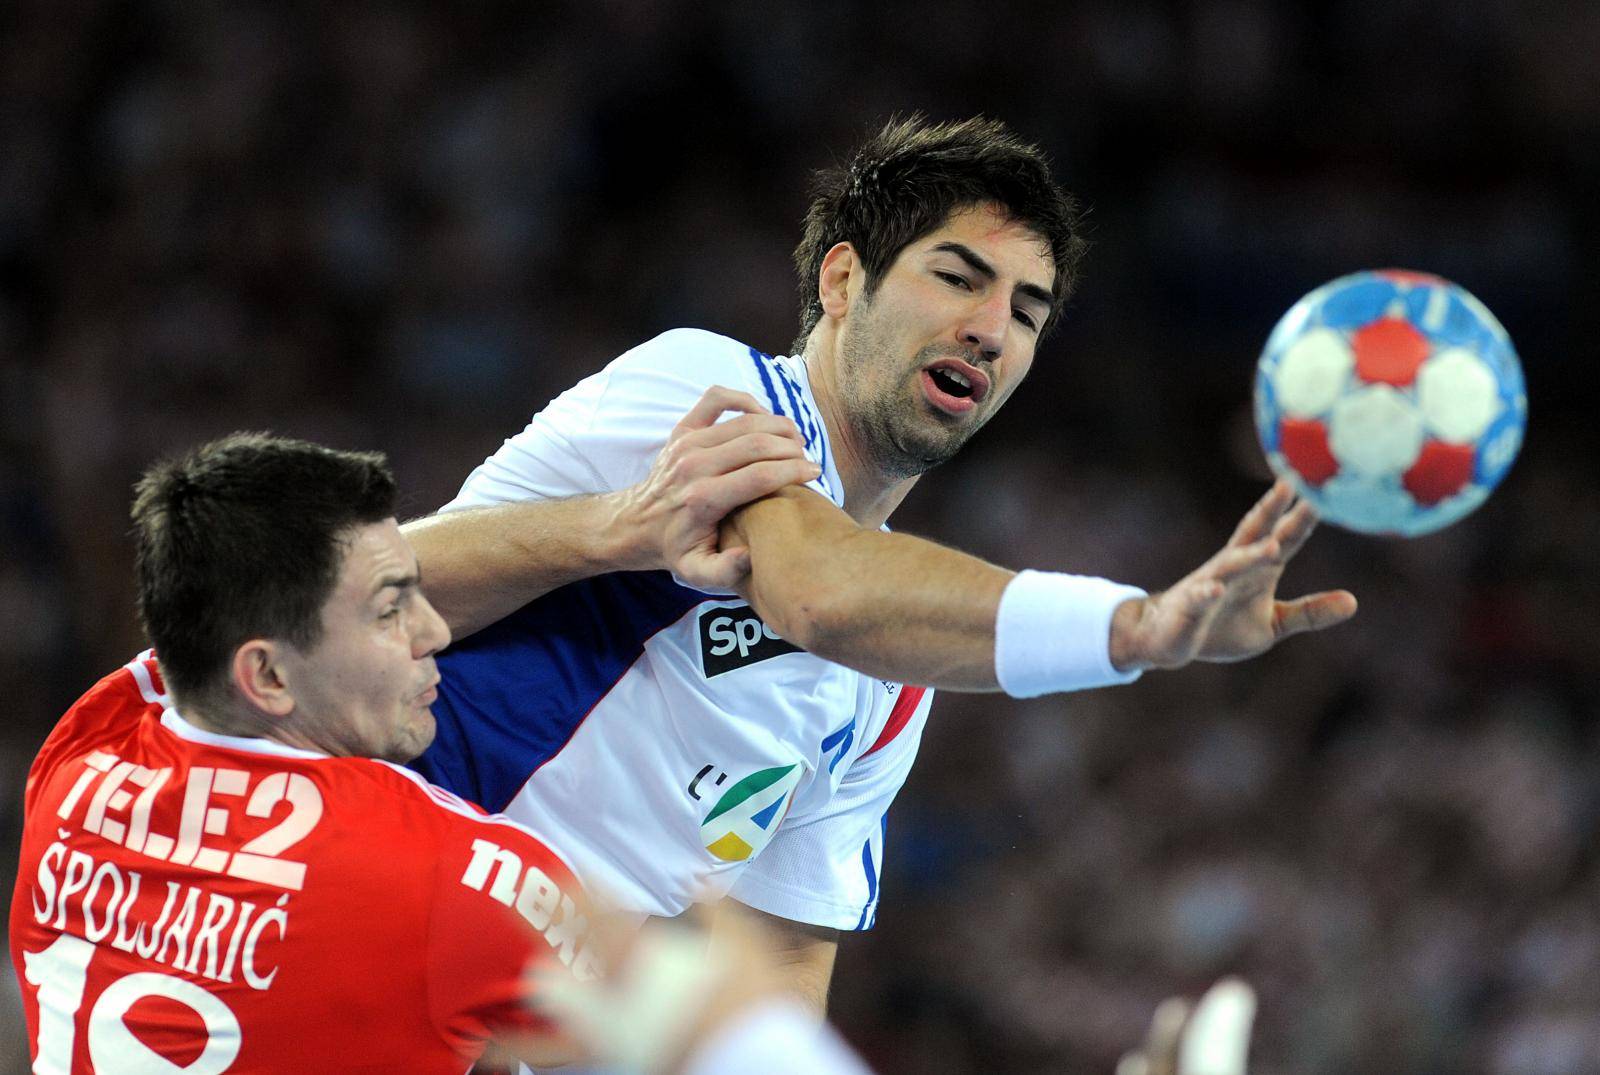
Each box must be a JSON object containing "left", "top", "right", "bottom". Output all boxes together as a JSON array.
[{"left": 2, "top": 2, "right": 1597, "bottom": 1072}]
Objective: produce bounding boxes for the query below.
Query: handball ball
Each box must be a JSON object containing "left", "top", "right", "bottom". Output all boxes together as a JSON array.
[{"left": 1253, "top": 269, "right": 1526, "bottom": 536}]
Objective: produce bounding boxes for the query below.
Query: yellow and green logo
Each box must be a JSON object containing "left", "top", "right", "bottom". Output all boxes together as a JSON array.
[{"left": 700, "top": 763, "right": 802, "bottom": 861}]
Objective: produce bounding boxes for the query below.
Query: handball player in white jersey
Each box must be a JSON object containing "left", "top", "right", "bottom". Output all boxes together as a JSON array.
[{"left": 407, "top": 115, "right": 1358, "bottom": 1007}]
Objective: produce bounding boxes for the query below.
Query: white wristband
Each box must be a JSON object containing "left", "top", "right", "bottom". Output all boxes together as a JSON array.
[{"left": 995, "top": 570, "right": 1147, "bottom": 697}]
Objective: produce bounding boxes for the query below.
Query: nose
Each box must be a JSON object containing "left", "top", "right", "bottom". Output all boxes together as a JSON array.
[
  {"left": 958, "top": 294, "right": 1009, "bottom": 361},
  {"left": 413, "top": 591, "right": 452, "bottom": 658}
]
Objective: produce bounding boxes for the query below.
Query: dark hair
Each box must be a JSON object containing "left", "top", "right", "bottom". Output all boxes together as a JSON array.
[
  {"left": 131, "top": 433, "right": 397, "bottom": 706},
  {"left": 792, "top": 114, "right": 1089, "bottom": 351}
]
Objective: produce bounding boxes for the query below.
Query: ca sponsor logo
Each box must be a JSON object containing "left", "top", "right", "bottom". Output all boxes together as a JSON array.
[
  {"left": 698, "top": 764, "right": 803, "bottom": 862},
  {"left": 698, "top": 606, "right": 801, "bottom": 678}
]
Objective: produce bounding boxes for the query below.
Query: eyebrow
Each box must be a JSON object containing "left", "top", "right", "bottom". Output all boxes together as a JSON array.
[
  {"left": 372, "top": 565, "right": 422, "bottom": 599},
  {"left": 930, "top": 241, "right": 1055, "bottom": 311}
]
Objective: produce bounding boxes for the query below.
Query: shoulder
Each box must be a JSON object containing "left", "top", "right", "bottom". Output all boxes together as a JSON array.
[
  {"left": 31, "top": 655, "right": 165, "bottom": 782},
  {"left": 617, "top": 328, "right": 755, "bottom": 369},
  {"left": 360, "top": 760, "right": 580, "bottom": 881},
  {"left": 602, "top": 328, "right": 774, "bottom": 394},
  {"left": 370, "top": 762, "right": 596, "bottom": 975}
]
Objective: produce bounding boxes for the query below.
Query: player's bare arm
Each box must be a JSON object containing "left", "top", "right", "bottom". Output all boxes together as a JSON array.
[
  {"left": 726, "top": 484, "right": 1012, "bottom": 689},
  {"left": 724, "top": 479, "right": 1356, "bottom": 690},
  {"left": 405, "top": 387, "right": 820, "bottom": 637},
  {"left": 710, "top": 903, "right": 839, "bottom": 1017}
]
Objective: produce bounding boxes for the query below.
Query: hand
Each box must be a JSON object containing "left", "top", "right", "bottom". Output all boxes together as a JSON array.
[
  {"left": 1110, "top": 480, "right": 1357, "bottom": 672},
  {"left": 611, "top": 386, "right": 821, "bottom": 591},
  {"left": 1116, "top": 978, "right": 1257, "bottom": 1075},
  {"left": 529, "top": 907, "right": 785, "bottom": 1075}
]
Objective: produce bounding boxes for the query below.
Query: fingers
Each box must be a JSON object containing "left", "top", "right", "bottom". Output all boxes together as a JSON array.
[
  {"left": 690, "top": 458, "right": 821, "bottom": 519},
  {"left": 1121, "top": 979, "right": 1257, "bottom": 1075},
  {"left": 1146, "top": 996, "right": 1193, "bottom": 1074},
  {"left": 1117, "top": 996, "right": 1192, "bottom": 1075},
  {"left": 1179, "top": 978, "right": 1257, "bottom": 1075},
  {"left": 677, "top": 546, "right": 753, "bottom": 591},
  {"left": 1202, "top": 538, "right": 1282, "bottom": 584},
  {"left": 670, "top": 385, "right": 771, "bottom": 436},
  {"left": 696, "top": 425, "right": 811, "bottom": 471},
  {"left": 1273, "top": 590, "right": 1358, "bottom": 638},
  {"left": 1227, "top": 479, "right": 1295, "bottom": 547},
  {"left": 1269, "top": 498, "right": 1319, "bottom": 561},
  {"left": 690, "top": 410, "right": 806, "bottom": 448},
  {"left": 1209, "top": 497, "right": 1319, "bottom": 587},
  {"left": 1115, "top": 1055, "right": 1150, "bottom": 1075},
  {"left": 670, "top": 413, "right": 807, "bottom": 464}
]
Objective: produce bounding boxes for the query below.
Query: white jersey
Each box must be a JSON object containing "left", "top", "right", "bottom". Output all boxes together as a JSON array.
[{"left": 413, "top": 329, "right": 934, "bottom": 931}]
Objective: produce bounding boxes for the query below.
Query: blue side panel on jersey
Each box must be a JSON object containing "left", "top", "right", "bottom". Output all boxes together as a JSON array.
[
  {"left": 854, "top": 842, "right": 877, "bottom": 931},
  {"left": 751, "top": 347, "right": 842, "bottom": 503},
  {"left": 747, "top": 347, "right": 788, "bottom": 418},
  {"left": 411, "top": 571, "right": 705, "bottom": 813},
  {"left": 853, "top": 814, "right": 888, "bottom": 931},
  {"left": 771, "top": 361, "right": 819, "bottom": 452},
  {"left": 821, "top": 718, "right": 855, "bottom": 776}
]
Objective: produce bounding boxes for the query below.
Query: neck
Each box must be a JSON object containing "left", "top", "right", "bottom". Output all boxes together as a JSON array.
[
  {"left": 802, "top": 339, "right": 918, "bottom": 530},
  {"left": 176, "top": 695, "right": 330, "bottom": 757}
]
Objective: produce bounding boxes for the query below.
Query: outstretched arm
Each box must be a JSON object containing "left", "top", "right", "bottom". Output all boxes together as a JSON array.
[
  {"left": 406, "top": 388, "right": 821, "bottom": 638},
  {"left": 725, "top": 479, "right": 1356, "bottom": 693}
]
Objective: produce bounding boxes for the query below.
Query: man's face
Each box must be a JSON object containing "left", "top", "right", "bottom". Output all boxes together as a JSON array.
[
  {"left": 279, "top": 519, "right": 451, "bottom": 764},
  {"left": 833, "top": 202, "right": 1056, "bottom": 480}
]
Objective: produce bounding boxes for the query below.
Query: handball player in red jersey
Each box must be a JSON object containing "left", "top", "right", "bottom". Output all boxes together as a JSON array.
[{"left": 10, "top": 414, "right": 867, "bottom": 1073}]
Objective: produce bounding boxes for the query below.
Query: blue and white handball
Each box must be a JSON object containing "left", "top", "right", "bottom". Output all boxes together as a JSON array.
[{"left": 1253, "top": 270, "right": 1526, "bottom": 536}]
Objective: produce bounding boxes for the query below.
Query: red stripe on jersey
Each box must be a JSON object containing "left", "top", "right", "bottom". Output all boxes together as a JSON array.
[{"left": 862, "top": 686, "right": 926, "bottom": 758}]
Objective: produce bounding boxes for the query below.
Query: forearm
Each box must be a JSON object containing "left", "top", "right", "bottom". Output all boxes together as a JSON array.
[
  {"left": 403, "top": 496, "right": 645, "bottom": 638},
  {"left": 727, "top": 487, "right": 1146, "bottom": 693},
  {"left": 727, "top": 491, "right": 1011, "bottom": 690},
  {"left": 751, "top": 528, "right": 1013, "bottom": 690}
]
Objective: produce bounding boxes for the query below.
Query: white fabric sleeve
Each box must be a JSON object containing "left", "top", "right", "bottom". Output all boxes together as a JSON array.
[
  {"left": 685, "top": 1000, "right": 874, "bottom": 1075},
  {"left": 441, "top": 329, "right": 835, "bottom": 512},
  {"left": 727, "top": 689, "right": 934, "bottom": 930}
]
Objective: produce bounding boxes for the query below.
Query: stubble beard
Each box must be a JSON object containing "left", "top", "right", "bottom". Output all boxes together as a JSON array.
[{"left": 839, "top": 328, "right": 984, "bottom": 483}]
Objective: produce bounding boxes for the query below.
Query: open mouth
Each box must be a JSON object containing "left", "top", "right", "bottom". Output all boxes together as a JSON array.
[
  {"left": 929, "top": 367, "right": 976, "bottom": 399},
  {"left": 921, "top": 359, "right": 990, "bottom": 415}
]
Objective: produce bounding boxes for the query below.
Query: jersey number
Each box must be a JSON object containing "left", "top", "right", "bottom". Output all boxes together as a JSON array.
[{"left": 22, "top": 933, "right": 241, "bottom": 1073}]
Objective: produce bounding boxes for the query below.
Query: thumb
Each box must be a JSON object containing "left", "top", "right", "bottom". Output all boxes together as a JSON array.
[{"left": 1272, "top": 590, "right": 1358, "bottom": 639}]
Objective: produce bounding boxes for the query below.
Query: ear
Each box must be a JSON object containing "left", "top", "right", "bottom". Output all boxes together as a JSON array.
[
  {"left": 230, "top": 639, "right": 296, "bottom": 718},
  {"left": 817, "top": 242, "right": 860, "bottom": 320}
]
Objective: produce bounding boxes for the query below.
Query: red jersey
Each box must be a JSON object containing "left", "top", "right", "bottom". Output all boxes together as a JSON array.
[{"left": 10, "top": 653, "right": 599, "bottom": 1073}]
